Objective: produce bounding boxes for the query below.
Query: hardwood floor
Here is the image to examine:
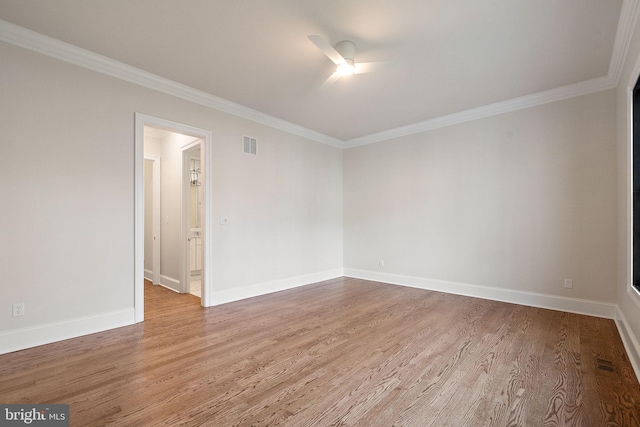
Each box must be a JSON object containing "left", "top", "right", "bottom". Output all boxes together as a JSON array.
[{"left": 1, "top": 277, "right": 639, "bottom": 426}]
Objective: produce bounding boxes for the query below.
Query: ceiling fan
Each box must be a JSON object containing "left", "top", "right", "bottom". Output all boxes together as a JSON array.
[{"left": 307, "top": 35, "right": 388, "bottom": 89}]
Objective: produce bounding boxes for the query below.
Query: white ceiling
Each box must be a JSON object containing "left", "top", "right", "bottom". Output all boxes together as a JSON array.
[{"left": 0, "top": 0, "right": 630, "bottom": 144}]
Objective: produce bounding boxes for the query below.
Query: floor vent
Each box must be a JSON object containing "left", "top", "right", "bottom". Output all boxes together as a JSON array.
[{"left": 243, "top": 136, "right": 257, "bottom": 155}]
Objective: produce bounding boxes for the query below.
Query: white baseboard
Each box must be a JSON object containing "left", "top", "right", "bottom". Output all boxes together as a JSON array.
[
  {"left": 208, "top": 268, "right": 344, "bottom": 306},
  {"left": 144, "top": 268, "right": 153, "bottom": 282},
  {"left": 615, "top": 307, "right": 640, "bottom": 382},
  {"left": 344, "top": 269, "right": 617, "bottom": 319},
  {"left": 158, "top": 283, "right": 180, "bottom": 293},
  {"left": 0, "top": 309, "right": 135, "bottom": 355},
  {"left": 160, "top": 274, "right": 180, "bottom": 292}
]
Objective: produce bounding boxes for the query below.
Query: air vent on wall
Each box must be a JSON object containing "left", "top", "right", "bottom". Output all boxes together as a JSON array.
[{"left": 242, "top": 136, "right": 257, "bottom": 155}]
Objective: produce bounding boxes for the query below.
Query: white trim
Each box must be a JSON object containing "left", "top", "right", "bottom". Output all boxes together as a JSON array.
[
  {"left": 0, "top": 12, "right": 635, "bottom": 148},
  {"left": 344, "top": 269, "right": 617, "bottom": 319},
  {"left": 0, "top": 309, "right": 135, "bottom": 355},
  {"left": 344, "top": 76, "right": 615, "bottom": 148},
  {"left": 615, "top": 54, "right": 637, "bottom": 380},
  {"left": 158, "top": 283, "right": 181, "bottom": 293},
  {"left": 627, "top": 86, "right": 634, "bottom": 302},
  {"left": 615, "top": 307, "right": 640, "bottom": 382},
  {"left": 626, "top": 51, "right": 640, "bottom": 308},
  {"left": 208, "top": 269, "right": 343, "bottom": 306},
  {"left": 628, "top": 83, "right": 640, "bottom": 304},
  {"left": 201, "top": 125, "right": 213, "bottom": 308},
  {"left": 144, "top": 268, "right": 153, "bottom": 282},
  {"left": 610, "top": 0, "right": 640, "bottom": 84},
  {"left": 134, "top": 116, "right": 145, "bottom": 322},
  {"left": 160, "top": 274, "right": 181, "bottom": 292},
  {"left": 0, "top": 19, "right": 343, "bottom": 149}
]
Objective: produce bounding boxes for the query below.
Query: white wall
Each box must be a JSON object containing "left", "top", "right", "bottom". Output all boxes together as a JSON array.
[
  {"left": 212, "top": 123, "right": 344, "bottom": 295},
  {"left": 0, "top": 40, "right": 343, "bottom": 353},
  {"left": 344, "top": 90, "right": 618, "bottom": 314},
  {"left": 143, "top": 135, "right": 162, "bottom": 282},
  {"left": 143, "top": 159, "right": 154, "bottom": 275},
  {"left": 616, "top": 12, "right": 640, "bottom": 378},
  {"left": 158, "top": 132, "right": 199, "bottom": 289}
]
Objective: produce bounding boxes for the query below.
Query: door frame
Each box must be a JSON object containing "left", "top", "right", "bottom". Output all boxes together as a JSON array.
[
  {"left": 134, "top": 113, "right": 213, "bottom": 322},
  {"left": 629, "top": 54, "right": 640, "bottom": 302}
]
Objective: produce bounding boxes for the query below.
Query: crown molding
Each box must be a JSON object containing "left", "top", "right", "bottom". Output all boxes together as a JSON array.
[
  {"left": 344, "top": 75, "right": 616, "bottom": 148},
  {"left": 345, "top": 0, "right": 636, "bottom": 147},
  {"left": 0, "top": 19, "right": 344, "bottom": 149},
  {"left": 1, "top": 3, "right": 636, "bottom": 150},
  {"left": 609, "top": 0, "right": 640, "bottom": 85}
]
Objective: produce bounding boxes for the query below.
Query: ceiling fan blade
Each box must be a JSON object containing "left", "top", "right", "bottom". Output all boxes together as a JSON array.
[
  {"left": 354, "top": 61, "right": 392, "bottom": 74},
  {"left": 307, "top": 35, "right": 345, "bottom": 65},
  {"left": 319, "top": 72, "right": 341, "bottom": 90}
]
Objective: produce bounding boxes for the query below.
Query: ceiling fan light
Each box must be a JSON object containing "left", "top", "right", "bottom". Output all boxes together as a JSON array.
[{"left": 337, "top": 60, "right": 355, "bottom": 76}]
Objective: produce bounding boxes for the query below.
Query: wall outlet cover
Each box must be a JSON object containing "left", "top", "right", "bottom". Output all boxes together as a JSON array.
[{"left": 12, "top": 303, "right": 25, "bottom": 317}]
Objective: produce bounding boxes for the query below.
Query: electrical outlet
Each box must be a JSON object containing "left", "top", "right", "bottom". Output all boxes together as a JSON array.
[
  {"left": 564, "top": 279, "right": 573, "bottom": 289},
  {"left": 12, "top": 303, "right": 25, "bottom": 317},
  {"left": 379, "top": 260, "right": 385, "bottom": 267}
]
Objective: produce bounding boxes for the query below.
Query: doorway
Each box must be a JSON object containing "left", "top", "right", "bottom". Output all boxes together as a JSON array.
[{"left": 134, "top": 113, "right": 213, "bottom": 322}]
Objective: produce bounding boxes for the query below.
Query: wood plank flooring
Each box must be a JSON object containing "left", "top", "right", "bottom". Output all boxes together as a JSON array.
[{"left": 1, "top": 277, "right": 639, "bottom": 426}]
